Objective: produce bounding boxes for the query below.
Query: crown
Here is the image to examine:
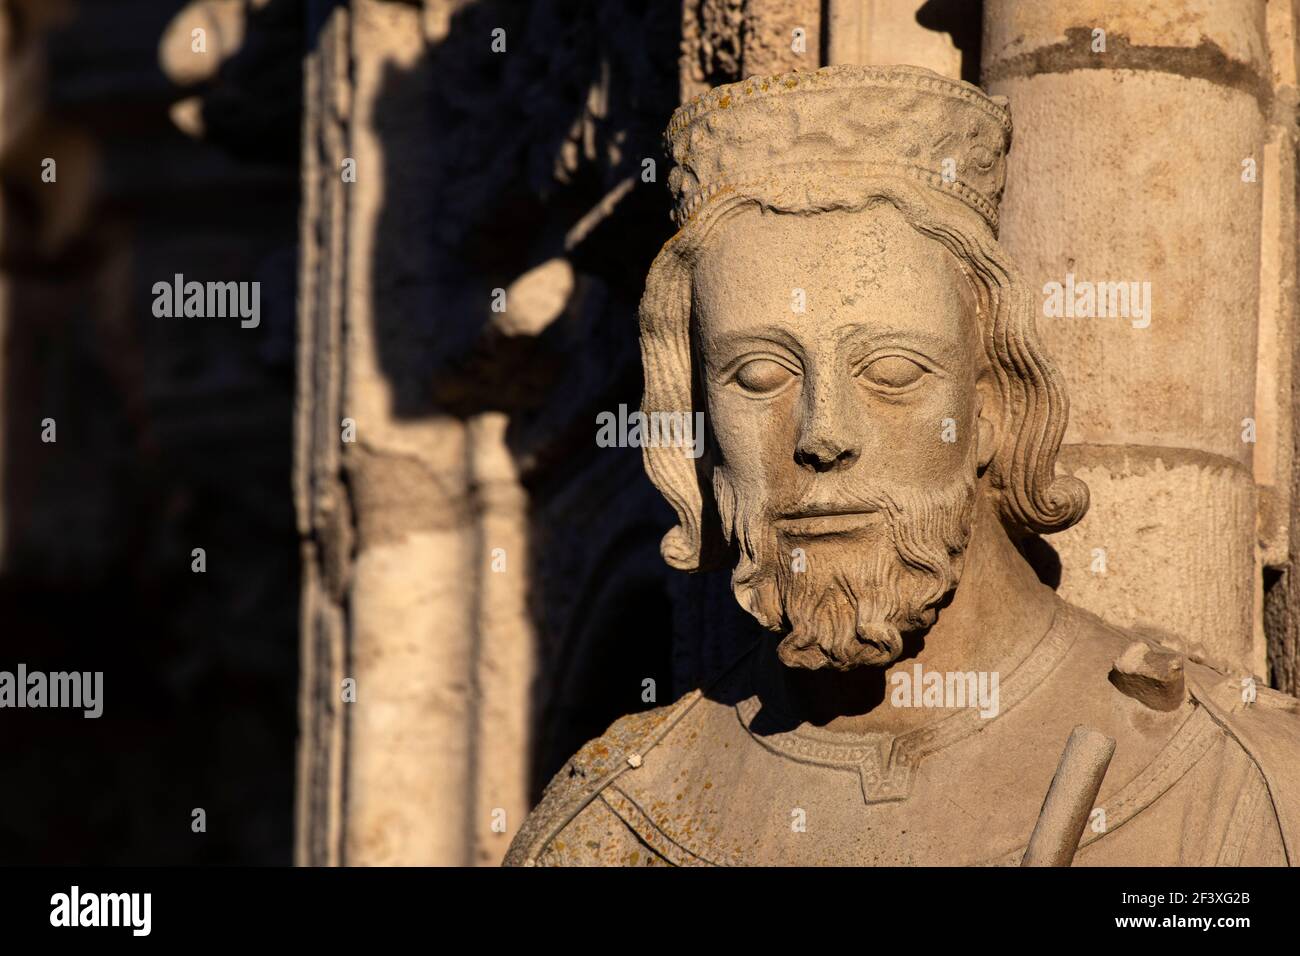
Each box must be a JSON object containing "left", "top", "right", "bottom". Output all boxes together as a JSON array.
[{"left": 665, "top": 64, "right": 1012, "bottom": 234}]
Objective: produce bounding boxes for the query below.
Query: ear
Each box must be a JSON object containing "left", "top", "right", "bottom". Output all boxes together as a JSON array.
[{"left": 975, "top": 364, "right": 1000, "bottom": 471}]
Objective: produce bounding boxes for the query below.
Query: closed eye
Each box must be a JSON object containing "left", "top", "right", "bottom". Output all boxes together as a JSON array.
[
  {"left": 857, "top": 354, "right": 929, "bottom": 392},
  {"left": 728, "top": 356, "right": 799, "bottom": 396}
]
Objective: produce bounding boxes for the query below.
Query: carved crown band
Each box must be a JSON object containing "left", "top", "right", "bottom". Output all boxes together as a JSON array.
[{"left": 666, "top": 65, "right": 1012, "bottom": 234}]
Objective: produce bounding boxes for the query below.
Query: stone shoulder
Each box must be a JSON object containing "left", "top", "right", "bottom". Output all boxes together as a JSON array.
[
  {"left": 1061, "top": 597, "right": 1300, "bottom": 861},
  {"left": 502, "top": 692, "right": 701, "bottom": 866},
  {"left": 1059, "top": 597, "right": 1300, "bottom": 725},
  {"left": 1182, "top": 656, "right": 1300, "bottom": 863}
]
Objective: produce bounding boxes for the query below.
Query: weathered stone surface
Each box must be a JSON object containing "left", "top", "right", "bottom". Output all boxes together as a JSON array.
[
  {"left": 508, "top": 63, "right": 1300, "bottom": 867},
  {"left": 1109, "top": 641, "right": 1186, "bottom": 712},
  {"left": 984, "top": 2, "right": 1268, "bottom": 678}
]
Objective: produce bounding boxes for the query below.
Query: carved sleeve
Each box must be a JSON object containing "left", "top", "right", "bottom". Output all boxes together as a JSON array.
[{"left": 531, "top": 796, "right": 673, "bottom": 867}]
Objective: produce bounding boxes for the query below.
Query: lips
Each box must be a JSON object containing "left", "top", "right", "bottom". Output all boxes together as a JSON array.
[{"left": 773, "top": 507, "right": 879, "bottom": 536}]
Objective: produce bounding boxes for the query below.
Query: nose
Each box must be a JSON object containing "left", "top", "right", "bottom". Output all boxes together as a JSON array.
[
  {"left": 793, "top": 368, "right": 862, "bottom": 473},
  {"left": 794, "top": 435, "right": 860, "bottom": 472}
]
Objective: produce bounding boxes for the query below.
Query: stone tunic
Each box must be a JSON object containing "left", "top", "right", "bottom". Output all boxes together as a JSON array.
[{"left": 505, "top": 598, "right": 1300, "bottom": 866}]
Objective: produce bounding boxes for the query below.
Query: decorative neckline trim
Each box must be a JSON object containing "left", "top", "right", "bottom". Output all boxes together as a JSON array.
[{"left": 734, "top": 602, "right": 1075, "bottom": 803}]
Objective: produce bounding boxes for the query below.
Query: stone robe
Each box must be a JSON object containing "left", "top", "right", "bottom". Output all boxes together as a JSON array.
[{"left": 505, "top": 598, "right": 1300, "bottom": 866}]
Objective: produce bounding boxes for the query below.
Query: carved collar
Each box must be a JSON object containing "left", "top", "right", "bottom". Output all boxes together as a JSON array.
[{"left": 733, "top": 603, "right": 1077, "bottom": 803}]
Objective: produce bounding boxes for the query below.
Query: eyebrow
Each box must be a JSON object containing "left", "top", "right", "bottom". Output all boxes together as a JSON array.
[
  {"left": 702, "top": 321, "right": 967, "bottom": 368},
  {"left": 834, "top": 324, "right": 962, "bottom": 358},
  {"left": 707, "top": 324, "right": 805, "bottom": 357}
]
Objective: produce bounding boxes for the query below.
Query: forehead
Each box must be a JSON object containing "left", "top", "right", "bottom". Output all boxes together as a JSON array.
[{"left": 691, "top": 203, "right": 977, "bottom": 350}]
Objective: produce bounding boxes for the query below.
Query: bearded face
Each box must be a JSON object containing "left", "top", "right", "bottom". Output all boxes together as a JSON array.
[
  {"left": 692, "top": 202, "right": 999, "bottom": 671},
  {"left": 713, "top": 460, "right": 977, "bottom": 670}
]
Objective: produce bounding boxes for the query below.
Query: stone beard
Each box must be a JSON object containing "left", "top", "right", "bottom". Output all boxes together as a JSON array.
[{"left": 713, "top": 443, "right": 977, "bottom": 671}]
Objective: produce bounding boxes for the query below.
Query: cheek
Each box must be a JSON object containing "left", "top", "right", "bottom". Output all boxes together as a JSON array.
[
  {"left": 858, "top": 378, "right": 979, "bottom": 476},
  {"left": 704, "top": 374, "right": 980, "bottom": 487},
  {"left": 706, "top": 385, "right": 799, "bottom": 482}
]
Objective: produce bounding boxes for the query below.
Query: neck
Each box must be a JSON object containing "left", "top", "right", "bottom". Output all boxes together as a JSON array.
[{"left": 756, "top": 493, "right": 1060, "bottom": 735}]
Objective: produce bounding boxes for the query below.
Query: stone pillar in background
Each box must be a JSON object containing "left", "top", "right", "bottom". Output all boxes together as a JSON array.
[
  {"left": 296, "top": 0, "right": 663, "bottom": 867},
  {"left": 825, "top": 0, "right": 961, "bottom": 77},
  {"left": 1262, "top": 2, "right": 1300, "bottom": 695},
  {"left": 466, "top": 411, "right": 534, "bottom": 866},
  {"left": 297, "top": 0, "right": 517, "bottom": 866},
  {"left": 680, "top": 0, "right": 820, "bottom": 101},
  {"left": 295, "top": 0, "right": 356, "bottom": 868},
  {"left": 982, "top": 1, "right": 1272, "bottom": 677}
]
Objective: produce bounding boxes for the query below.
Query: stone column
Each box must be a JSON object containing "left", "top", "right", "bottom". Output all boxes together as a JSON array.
[
  {"left": 681, "top": 0, "right": 821, "bottom": 100},
  {"left": 296, "top": 0, "right": 681, "bottom": 867},
  {"left": 294, "top": 2, "right": 351, "bottom": 866},
  {"left": 983, "top": 1, "right": 1270, "bottom": 676},
  {"left": 825, "top": 0, "right": 961, "bottom": 77},
  {"left": 1260, "top": 1, "right": 1300, "bottom": 695},
  {"left": 296, "top": 0, "right": 522, "bottom": 866}
]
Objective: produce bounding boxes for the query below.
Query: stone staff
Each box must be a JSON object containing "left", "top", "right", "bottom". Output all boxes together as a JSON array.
[{"left": 1022, "top": 726, "right": 1115, "bottom": 867}]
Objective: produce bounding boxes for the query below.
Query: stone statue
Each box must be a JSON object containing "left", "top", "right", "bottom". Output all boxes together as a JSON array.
[{"left": 504, "top": 65, "right": 1300, "bottom": 867}]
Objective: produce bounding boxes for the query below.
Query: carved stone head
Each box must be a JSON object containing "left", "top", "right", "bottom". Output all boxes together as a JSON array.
[{"left": 639, "top": 66, "right": 1088, "bottom": 671}]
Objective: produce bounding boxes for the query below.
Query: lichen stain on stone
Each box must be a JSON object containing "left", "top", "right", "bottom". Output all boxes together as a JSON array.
[
  {"left": 1056, "top": 443, "right": 1246, "bottom": 482},
  {"left": 984, "top": 28, "right": 1269, "bottom": 111}
]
